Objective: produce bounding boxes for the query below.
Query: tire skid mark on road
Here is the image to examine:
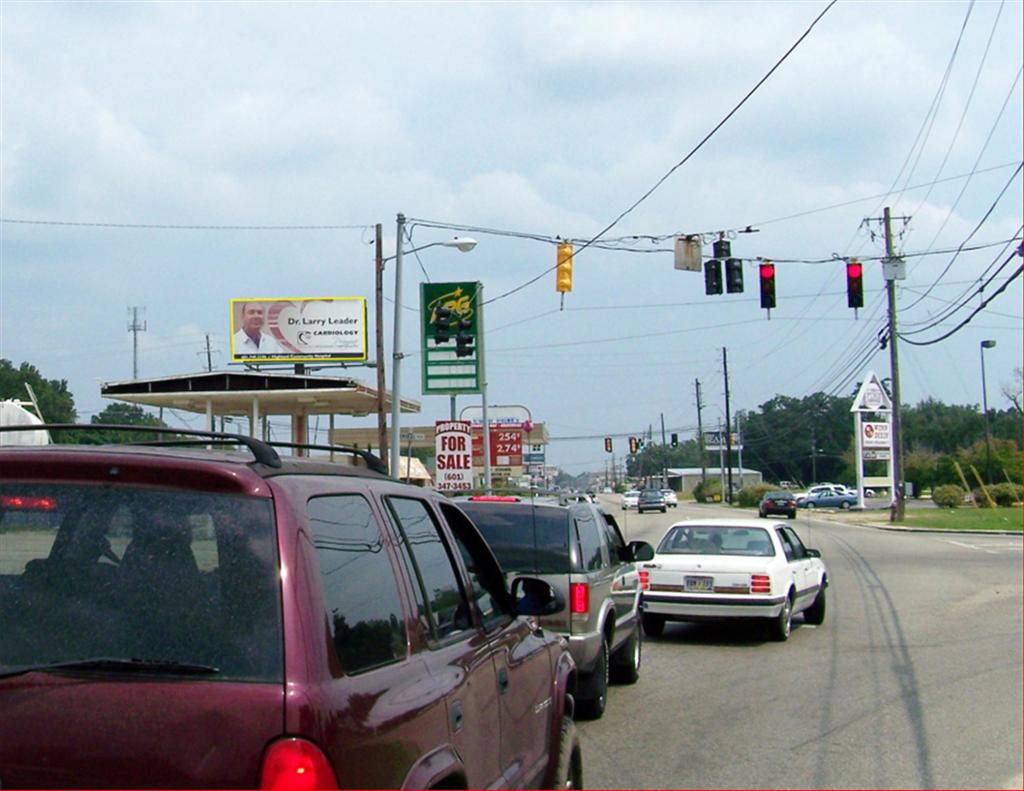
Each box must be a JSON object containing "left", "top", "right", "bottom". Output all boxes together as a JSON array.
[{"left": 813, "top": 530, "right": 936, "bottom": 789}]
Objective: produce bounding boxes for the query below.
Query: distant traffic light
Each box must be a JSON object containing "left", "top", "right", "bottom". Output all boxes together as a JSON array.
[
  {"left": 704, "top": 260, "right": 723, "bottom": 295},
  {"left": 759, "top": 261, "right": 776, "bottom": 310},
  {"left": 637, "top": 438, "right": 646, "bottom": 451},
  {"left": 671, "top": 433, "right": 679, "bottom": 448},
  {"left": 725, "top": 258, "right": 744, "bottom": 293},
  {"left": 628, "top": 436, "right": 638, "bottom": 454},
  {"left": 434, "top": 306, "right": 452, "bottom": 344},
  {"left": 556, "top": 242, "right": 573, "bottom": 293},
  {"left": 604, "top": 437, "right": 613, "bottom": 453},
  {"left": 455, "top": 313, "right": 474, "bottom": 357},
  {"left": 846, "top": 259, "right": 864, "bottom": 308}
]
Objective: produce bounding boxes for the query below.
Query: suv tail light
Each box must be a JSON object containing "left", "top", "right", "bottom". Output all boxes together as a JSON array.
[
  {"left": 1, "top": 494, "right": 56, "bottom": 511},
  {"left": 750, "top": 574, "right": 771, "bottom": 594},
  {"left": 261, "top": 738, "right": 338, "bottom": 790},
  {"left": 570, "top": 582, "right": 590, "bottom": 614},
  {"left": 638, "top": 570, "right": 650, "bottom": 591}
]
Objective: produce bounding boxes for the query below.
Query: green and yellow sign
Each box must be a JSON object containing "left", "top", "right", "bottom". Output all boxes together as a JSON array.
[{"left": 420, "top": 281, "right": 482, "bottom": 395}]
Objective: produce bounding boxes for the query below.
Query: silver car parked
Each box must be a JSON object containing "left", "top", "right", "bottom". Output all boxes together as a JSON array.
[{"left": 458, "top": 497, "right": 655, "bottom": 720}]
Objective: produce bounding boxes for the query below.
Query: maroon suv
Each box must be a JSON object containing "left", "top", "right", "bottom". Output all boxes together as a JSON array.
[{"left": 0, "top": 426, "right": 581, "bottom": 789}]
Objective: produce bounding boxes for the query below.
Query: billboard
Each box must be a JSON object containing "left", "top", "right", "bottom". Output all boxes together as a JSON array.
[
  {"left": 230, "top": 297, "right": 367, "bottom": 363},
  {"left": 421, "top": 282, "right": 481, "bottom": 395}
]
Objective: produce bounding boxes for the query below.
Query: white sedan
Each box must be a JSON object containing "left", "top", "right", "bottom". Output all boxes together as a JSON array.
[
  {"left": 621, "top": 490, "right": 640, "bottom": 510},
  {"left": 660, "top": 489, "right": 679, "bottom": 508},
  {"left": 638, "top": 518, "right": 828, "bottom": 641}
]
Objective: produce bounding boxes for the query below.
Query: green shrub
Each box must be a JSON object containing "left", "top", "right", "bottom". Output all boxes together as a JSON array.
[
  {"left": 694, "top": 478, "right": 722, "bottom": 504},
  {"left": 979, "top": 482, "right": 1022, "bottom": 507},
  {"left": 932, "top": 484, "right": 965, "bottom": 508},
  {"left": 737, "top": 483, "right": 775, "bottom": 508}
]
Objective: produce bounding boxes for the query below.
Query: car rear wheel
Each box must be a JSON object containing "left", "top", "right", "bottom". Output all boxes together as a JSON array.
[
  {"left": 805, "top": 502, "right": 816, "bottom": 509},
  {"left": 552, "top": 716, "right": 582, "bottom": 789},
  {"left": 641, "top": 612, "right": 665, "bottom": 637},
  {"left": 787, "top": 512, "right": 796, "bottom": 519},
  {"left": 769, "top": 593, "right": 793, "bottom": 641},
  {"left": 610, "top": 621, "right": 641, "bottom": 684},
  {"left": 576, "top": 637, "right": 609, "bottom": 720},
  {"left": 803, "top": 582, "right": 827, "bottom": 625}
]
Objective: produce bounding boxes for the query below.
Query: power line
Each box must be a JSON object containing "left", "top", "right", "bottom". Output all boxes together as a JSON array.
[{"left": 0, "top": 218, "right": 373, "bottom": 231}]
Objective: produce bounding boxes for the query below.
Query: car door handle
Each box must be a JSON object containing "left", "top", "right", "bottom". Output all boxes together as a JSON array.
[
  {"left": 451, "top": 699, "right": 464, "bottom": 732},
  {"left": 498, "top": 668, "right": 509, "bottom": 695}
]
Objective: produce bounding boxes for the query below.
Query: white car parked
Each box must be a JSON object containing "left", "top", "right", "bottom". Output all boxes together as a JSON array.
[
  {"left": 621, "top": 490, "right": 640, "bottom": 510},
  {"left": 639, "top": 518, "right": 828, "bottom": 641}
]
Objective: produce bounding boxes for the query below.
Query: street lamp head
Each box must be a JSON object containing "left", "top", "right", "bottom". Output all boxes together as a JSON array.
[
  {"left": 981, "top": 339, "right": 996, "bottom": 349},
  {"left": 442, "top": 236, "right": 477, "bottom": 253}
]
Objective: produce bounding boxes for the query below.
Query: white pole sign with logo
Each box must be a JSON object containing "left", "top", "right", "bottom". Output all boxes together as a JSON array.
[
  {"left": 851, "top": 371, "right": 894, "bottom": 509},
  {"left": 434, "top": 421, "right": 473, "bottom": 492}
]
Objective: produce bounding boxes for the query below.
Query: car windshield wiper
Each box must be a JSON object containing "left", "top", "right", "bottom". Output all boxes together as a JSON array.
[{"left": 0, "top": 657, "right": 220, "bottom": 680}]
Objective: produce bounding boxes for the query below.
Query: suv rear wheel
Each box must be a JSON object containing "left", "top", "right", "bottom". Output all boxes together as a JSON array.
[
  {"left": 609, "top": 621, "right": 641, "bottom": 684},
  {"left": 575, "top": 637, "right": 608, "bottom": 720},
  {"left": 641, "top": 612, "right": 665, "bottom": 637}
]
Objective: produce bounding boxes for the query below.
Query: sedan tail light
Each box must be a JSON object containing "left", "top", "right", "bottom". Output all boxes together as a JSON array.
[
  {"left": 570, "top": 582, "right": 590, "bottom": 614},
  {"left": 261, "top": 738, "right": 338, "bottom": 790},
  {"left": 638, "top": 570, "right": 650, "bottom": 591},
  {"left": 750, "top": 574, "right": 771, "bottom": 594}
]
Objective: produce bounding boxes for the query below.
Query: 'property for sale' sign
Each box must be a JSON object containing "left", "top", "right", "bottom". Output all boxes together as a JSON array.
[{"left": 435, "top": 421, "right": 473, "bottom": 492}]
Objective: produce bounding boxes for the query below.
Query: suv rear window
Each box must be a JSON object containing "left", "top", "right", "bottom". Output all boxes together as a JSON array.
[
  {"left": 0, "top": 484, "right": 282, "bottom": 682},
  {"left": 458, "top": 503, "right": 571, "bottom": 575}
]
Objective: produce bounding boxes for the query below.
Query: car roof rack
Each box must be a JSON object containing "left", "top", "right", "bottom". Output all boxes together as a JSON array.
[{"left": 0, "top": 423, "right": 389, "bottom": 475}]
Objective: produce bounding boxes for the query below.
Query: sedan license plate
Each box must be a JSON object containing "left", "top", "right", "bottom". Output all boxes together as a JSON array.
[{"left": 684, "top": 575, "right": 714, "bottom": 592}]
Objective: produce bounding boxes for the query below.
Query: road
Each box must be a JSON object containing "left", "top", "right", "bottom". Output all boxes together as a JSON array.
[{"left": 584, "top": 496, "right": 1023, "bottom": 789}]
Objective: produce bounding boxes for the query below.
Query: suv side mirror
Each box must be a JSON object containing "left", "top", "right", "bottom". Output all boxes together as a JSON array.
[
  {"left": 628, "top": 541, "right": 655, "bottom": 562},
  {"left": 510, "top": 576, "right": 565, "bottom": 616}
]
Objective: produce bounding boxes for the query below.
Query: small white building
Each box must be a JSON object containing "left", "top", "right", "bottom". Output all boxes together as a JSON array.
[{"left": 666, "top": 467, "right": 762, "bottom": 494}]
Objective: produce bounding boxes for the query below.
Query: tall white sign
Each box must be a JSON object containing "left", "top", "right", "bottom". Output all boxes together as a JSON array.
[
  {"left": 850, "top": 372, "right": 894, "bottom": 509},
  {"left": 434, "top": 421, "right": 473, "bottom": 492}
]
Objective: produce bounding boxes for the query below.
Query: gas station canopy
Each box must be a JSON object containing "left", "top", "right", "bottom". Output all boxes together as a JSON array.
[{"left": 101, "top": 370, "right": 420, "bottom": 424}]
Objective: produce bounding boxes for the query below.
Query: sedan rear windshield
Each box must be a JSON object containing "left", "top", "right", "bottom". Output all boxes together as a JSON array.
[
  {"left": 657, "top": 525, "right": 776, "bottom": 557},
  {"left": 0, "top": 484, "right": 282, "bottom": 682},
  {"left": 458, "top": 503, "right": 570, "bottom": 575}
]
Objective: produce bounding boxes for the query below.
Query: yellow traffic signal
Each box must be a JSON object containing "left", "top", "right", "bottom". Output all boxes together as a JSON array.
[{"left": 556, "top": 242, "right": 573, "bottom": 293}]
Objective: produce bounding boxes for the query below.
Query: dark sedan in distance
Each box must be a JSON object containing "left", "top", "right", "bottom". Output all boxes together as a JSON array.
[{"left": 758, "top": 491, "right": 797, "bottom": 519}]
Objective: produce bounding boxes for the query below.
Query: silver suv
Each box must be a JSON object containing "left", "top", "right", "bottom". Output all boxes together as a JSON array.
[{"left": 457, "top": 497, "right": 654, "bottom": 719}]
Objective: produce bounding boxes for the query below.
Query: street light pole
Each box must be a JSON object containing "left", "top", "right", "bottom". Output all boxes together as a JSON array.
[
  {"left": 386, "top": 215, "right": 478, "bottom": 479},
  {"left": 981, "top": 339, "right": 997, "bottom": 484},
  {"left": 389, "top": 213, "right": 407, "bottom": 478}
]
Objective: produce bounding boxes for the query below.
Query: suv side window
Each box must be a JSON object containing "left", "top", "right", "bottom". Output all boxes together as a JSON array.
[
  {"left": 439, "top": 502, "right": 512, "bottom": 630},
  {"left": 386, "top": 497, "right": 471, "bottom": 643},
  {"left": 307, "top": 495, "right": 407, "bottom": 675},
  {"left": 600, "top": 513, "right": 627, "bottom": 562},
  {"left": 574, "top": 507, "right": 603, "bottom": 571}
]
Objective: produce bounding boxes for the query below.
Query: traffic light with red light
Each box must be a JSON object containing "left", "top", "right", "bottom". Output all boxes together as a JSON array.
[
  {"left": 704, "top": 260, "right": 723, "bottom": 295},
  {"left": 556, "top": 242, "right": 573, "bottom": 293},
  {"left": 604, "top": 437, "right": 613, "bottom": 453},
  {"left": 846, "top": 259, "right": 864, "bottom": 308},
  {"left": 759, "top": 262, "right": 776, "bottom": 310},
  {"left": 725, "top": 258, "right": 744, "bottom": 293}
]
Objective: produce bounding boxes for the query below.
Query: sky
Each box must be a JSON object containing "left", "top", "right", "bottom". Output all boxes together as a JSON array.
[{"left": 1, "top": 0, "right": 1021, "bottom": 475}]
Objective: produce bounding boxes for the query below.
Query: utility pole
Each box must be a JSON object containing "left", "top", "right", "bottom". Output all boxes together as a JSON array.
[
  {"left": 737, "top": 411, "right": 744, "bottom": 491},
  {"left": 374, "top": 223, "right": 388, "bottom": 460},
  {"left": 660, "top": 412, "right": 667, "bottom": 488},
  {"left": 723, "top": 347, "right": 733, "bottom": 503},
  {"left": 882, "top": 206, "right": 906, "bottom": 521},
  {"left": 811, "top": 425, "right": 817, "bottom": 483},
  {"left": 204, "top": 334, "right": 214, "bottom": 372},
  {"left": 127, "top": 306, "right": 146, "bottom": 379},
  {"left": 695, "top": 379, "right": 706, "bottom": 487}
]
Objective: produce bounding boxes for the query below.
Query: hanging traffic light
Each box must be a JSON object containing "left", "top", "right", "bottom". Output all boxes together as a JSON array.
[
  {"left": 725, "top": 258, "right": 744, "bottom": 293},
  {"left": 759, "top": 261, "right": 776, "bottom": 309},
  {"left": 556, "top": 242, "right": 573, "bottom": 293},
  {"left": 704, "top": 260, "right": 723, "bottom": 295},
  {"left": 434, "top": 306, "right": 453, "bottom": 344},
  {"left": 671, "top": 433, "right": 679, "bottom": 448},
  {"left": 604, "top": 437, "right": 613, "bottom": 453},
  {"left": 713, "top": 239, "right": 731, "bottom": 259},
  {"left": 628, "top": 436, "right": 638, "bottom": 454},
  {"left": 846, "top": 259, "right": 864, "bottom": 308},
  {"left": 454, "top": 313, "right": 474, "bottom": 357}
]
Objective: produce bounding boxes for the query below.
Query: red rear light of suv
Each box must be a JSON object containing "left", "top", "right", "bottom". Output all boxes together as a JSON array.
[
  {"left": 570, "top": 582, "right": 590, "bottom": 614},
  {"left": 261, "top": 738, "right": 338, "bottom": 790}
]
